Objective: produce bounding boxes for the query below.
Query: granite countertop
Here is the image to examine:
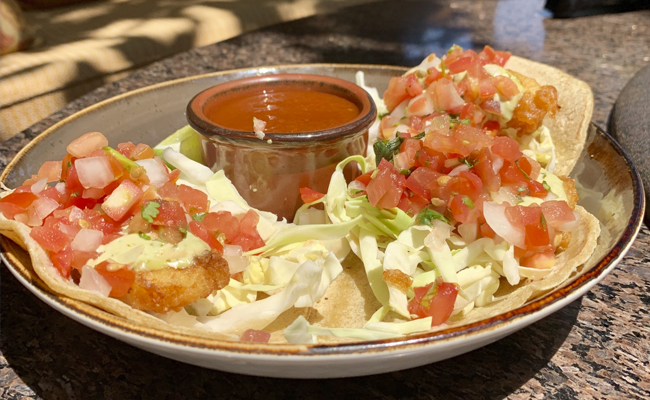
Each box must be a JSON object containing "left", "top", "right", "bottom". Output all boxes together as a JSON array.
[{"left": 1, "top": 0, "right": 649, "bottom": 398}]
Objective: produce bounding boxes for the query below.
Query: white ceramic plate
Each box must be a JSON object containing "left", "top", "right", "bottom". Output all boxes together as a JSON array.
[{"left": 1, "top": 65, "right": 644, "bottom": 378}]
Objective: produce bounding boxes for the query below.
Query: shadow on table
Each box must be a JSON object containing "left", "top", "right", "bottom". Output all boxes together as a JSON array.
[{"left": 1, "top": 265, "right": 580, "bottom": 400}]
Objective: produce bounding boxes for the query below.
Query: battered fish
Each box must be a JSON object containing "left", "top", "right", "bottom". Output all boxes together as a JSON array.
[{"left": 126, "top": 249, "right": 229, "bottom": 313}]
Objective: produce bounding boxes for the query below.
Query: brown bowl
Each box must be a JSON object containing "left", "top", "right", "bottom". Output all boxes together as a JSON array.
[{"left": 186, "top": 73, "right": 377, "bottom": 221}]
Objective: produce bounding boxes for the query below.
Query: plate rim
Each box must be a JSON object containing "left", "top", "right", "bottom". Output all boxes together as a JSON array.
[{"left": 0, "top": 64, "right": 645, "bottom": 358}]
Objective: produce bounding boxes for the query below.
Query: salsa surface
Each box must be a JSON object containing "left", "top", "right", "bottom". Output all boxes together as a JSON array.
[{"left": 206, "top": 89, "right": 360, "bottom": 133}]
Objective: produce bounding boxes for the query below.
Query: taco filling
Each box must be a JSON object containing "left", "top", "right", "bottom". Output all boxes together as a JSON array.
[{"left": 0, "top": 45, "right": 598, "bottom": 343}]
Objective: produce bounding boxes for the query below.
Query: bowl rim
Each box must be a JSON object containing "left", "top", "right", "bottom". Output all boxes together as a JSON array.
[
  {"left": 186, "top": 73, "right": 377, "bottom": 145},
  {"left": 0, "top": 64, "right": 645, "bottom": 358}
]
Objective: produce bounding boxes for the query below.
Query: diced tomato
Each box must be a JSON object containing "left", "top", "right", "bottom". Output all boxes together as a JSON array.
[
  {"left": 66, "top": 131, "right": 109, "bottom": 158},
  {"left": 481, "top": 99, "right": 502, "bottom": 115},
  {"left": 541, "top": 200, "right": 575, "bottom": 227},
  {"left": 189, "top": 220, "right": 224, "bottom": 252},
  {"left": 384, "top": 76, "right": 413, "bottom": 112},
  {"left": 406, "top": 166, "right": 442, "bottom": 200},
  {"left": 240, "top": 329, "right": 271, "bottom": 343},
  {"left": 95, "top": 262, "right": 135, "bottom": 298},
  {"left": 459, "top": 103, "right": 486, "bottom": 126},
  {"left": 426, "top": 78, "right": 465, "bottom": 114},
  {"left": 151, "top": 200, "right": 187, "bottom": 228},
  {"left": 505, "top": 205, "right": 543, "bottom": 228},
  {"left": 33, "top": 161, "right": 63, "bottom": 183},
  {"left": 449, "top": 171, "right": 483, "bottom": 201},
  {"left": 202, "top": 211, "right": 240, "bottom": 242},
  {"left": 527, "top": 180, "right": 548, "bottom": 198},
  {"left": 407, "top": 280, "right": 459, "bottom": 326},
  {"left": 61, "top": 153, "right": 75, "bottom": 181},
  {"left": 480, "top": 222, "right": 496, "bottom": 239},
  {"left": 448, "top": 56, "right": 474, "bottom": 74},
  {"left": 500, "top": 161, "right": 528, "bottom": 186},
  {"left": 0, "top": 191, "right": 39, "bottom": 219},
  {"left": 425, "top": 67, "right": 443, "bottom": 84},
  {"left": 517, "top": 156, "right": 541, "bottom": 181},
  {"left": 491, "top": 136, "right": 522, "bottom": 162},
  {"left": 117, "top": 142, "right": 136, "bottom": 158},
  {"left": 299, "top": 187, "right": 325, "bottom": 204},
  {"left": 405, "top": 73, "right": 423, "bottom": 97},
  {"left": 231, "top": 210, "right": 265, "bottom": 252},
  {"left": 101, "top": 180, "right": 143, "bottom": 221},
  {"left": 50, "top": 244, "right": 72, "bottom": 278},
  {"left": 415, "top": 147, "right": 444, "bottom": 171},
  {"left": 450, "top": 194, "right": 477, "bottom": 224},
  {"left": 157, "top": 226, "right": 184, "bottom": 245},
  {"left": 366, "top": 159, "right": 407, "bottom": 209},
  {"left": 520, "top": 250, "right": 556, "bottom": 269},
  {"left": 131, "top": 143, "right": 155, "bottom": 160},
  {"left": 38, "top": 187, "right": 62, "bottom": 202},
  {"left": 85, "top": 213, "right": 121, "bottom": 236},
  {"left": 158, "top": 181, "right": 180, "bottom": 199},
  {"left": 492, "top": 75, "right": 520, "bottom": 100},
  {"left": 525, "top": 222, "right": 550, "bottom": 248},
  {"left": 477, "top": 45, "right": 511, "bottom": 66},
  {"left": 355, "top": 171, "right": 374, "bottom": 186},
  {"left": 178, "top": 184, "right": 209, "bottom": 214},
  {"left": 30, "top": 226, "right": 68, "bottom": 252},
  {"left": 63, "top": 192, "right": 98, "bottom": 210},
  {"left": 473, "top": 149, "right": 501, "bottom": 192},
  {"left": 71, "top": 250, "right": 98, "bottom": 270},
  {"left": 168, "top": 169, "right": 181, "bottom": 183}
]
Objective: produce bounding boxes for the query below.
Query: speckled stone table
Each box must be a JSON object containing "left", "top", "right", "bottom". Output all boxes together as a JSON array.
[{"left": 1, "top": 1, "right": 649, "bottom": 398}]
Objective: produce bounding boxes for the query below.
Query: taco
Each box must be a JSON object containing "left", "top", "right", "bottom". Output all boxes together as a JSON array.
[{"left": 0, "top": 46, "right": 599, "bottom": 344}]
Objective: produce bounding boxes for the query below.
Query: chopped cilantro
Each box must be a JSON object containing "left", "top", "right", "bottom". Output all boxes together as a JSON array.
[
  {"left": 373, "top": 136, "right": 405, "bottom": 164},
  {"left": 440, "top": 59, "right": 447, "bottom": 77},
  {"left": 542, "top": 181, "right": 551, "bottom": 191},
  {"left": 541, "top": 213, "right": 547, "bottom": 230},
  {"left": 192, "top": 212, "right": 207, "bottom": 222},
  {"left": 461, "top": 196, "right": 475, "bottom": 209},
  {"left": 399, "top": 169, "right": 411, "bottom": 176},
  {"left": 517, "top": 186, "right": 527, "bottom": 192},
  {"left": 141, "top": 201, "right": 160, "bottom": 223},
  {"left": 515, "top": 159, "right": 530, "bottom": 180},
  {"left": 138, "top": 232, "right": 151, "bottom": 240},
  {"left": 459, "top": 157, "right": 478, "bottom": 168},
  {"left": 413, "top": 132, "right": 425, "bottom": 139},
  {"left": 460, "top": 118, "right": 471, "bottom": 125},
  {"left": 416, "top": 208, "right": 450, "bottom": 226}
]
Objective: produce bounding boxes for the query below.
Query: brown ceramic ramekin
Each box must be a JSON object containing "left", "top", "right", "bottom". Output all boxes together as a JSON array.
[{"left": 186, "top": 73, "right": 377, "bottom": 221}]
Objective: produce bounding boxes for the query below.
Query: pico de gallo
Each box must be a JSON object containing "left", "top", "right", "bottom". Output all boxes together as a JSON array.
[
  {"left": 297, "top": 45, "right": 582, "bottom": 330},
  {"left": 0, "top": 131, "right": 265, "bottom": 308}
]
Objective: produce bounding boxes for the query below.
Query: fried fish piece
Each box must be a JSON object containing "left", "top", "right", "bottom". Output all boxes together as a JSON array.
[{"left": 126, "top": 249, "right": 229, "bottom": 314}]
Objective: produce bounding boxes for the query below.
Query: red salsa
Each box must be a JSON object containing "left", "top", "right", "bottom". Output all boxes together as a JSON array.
[{"left": 206, "top": 89, "right": 360, "bottom": 133}]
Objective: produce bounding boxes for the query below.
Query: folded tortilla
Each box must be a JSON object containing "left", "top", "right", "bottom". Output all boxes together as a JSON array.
[{"left": 0, "top": 56, "right": 599, "bottom": 344}]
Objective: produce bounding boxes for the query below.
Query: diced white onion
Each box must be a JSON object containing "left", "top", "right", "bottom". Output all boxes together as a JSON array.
[
  {"left": 557, "top": 212, "right": 580, "bottom": 232},
  {"left": 136, "top": 158, "right": 169, "bottom": 188},
  {"left": 458, "top": 222, "right": 478, "bottom": 243},
  {"left": 253, "top": 117, "right": 266, "bottom": 140},
  {"left": 223, "top": 244, "right": 247, "bottom": 274},
  {"left": 444, "top": 158, "right": 461, "bottom": 168},
  {"left": 492, "top": 155, "right": 504, "bottom": 174},
  {"left": 483, "top": 201, "right": 524, "bottom": 248},
  {"left": 75, "top": 157, "right": 114, "bottom": 189},
  {"left": 348, "top": 180, "right": 366, "bottom": 192},
  {"left": 55, "top": 182, "right": 66, "bottom": 194},
  {"left": 32, "top": 197, "right": 60, "bottom": 220},
  {"left": 79, "top": 265, "right": 112, "bottom": 296},
  {"left": 71, "top": 228, "right": 104, "bottom": 252},
  {"left": 58, "top": 223, "right": 79, "bottom": 239},
  {"left": 448, "top": 164, "right": 470, "bottom": 177},
  {"left": 30, "top": 178, "right": 48, "bottom": 194}
]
